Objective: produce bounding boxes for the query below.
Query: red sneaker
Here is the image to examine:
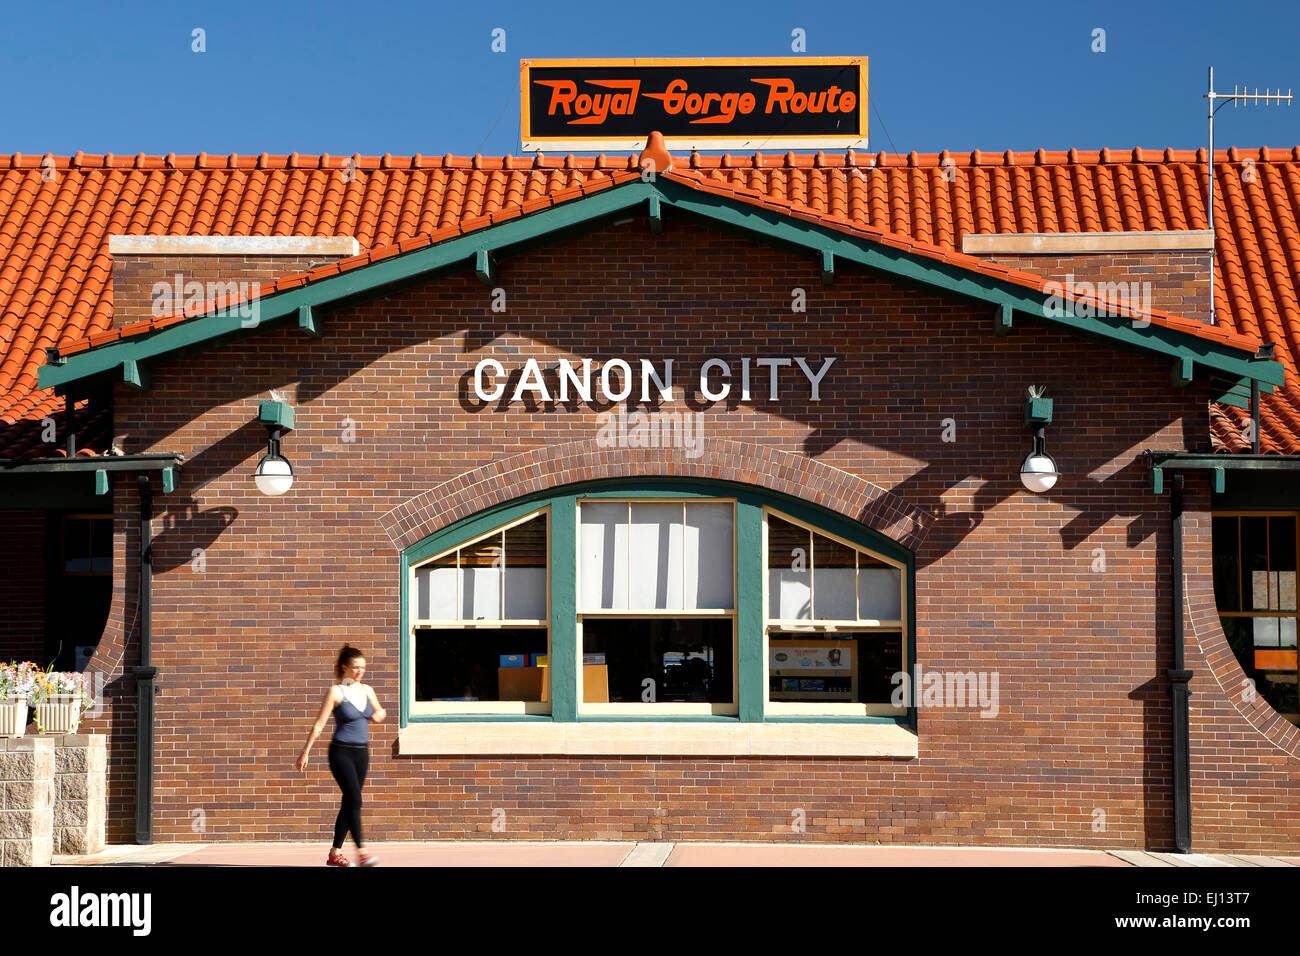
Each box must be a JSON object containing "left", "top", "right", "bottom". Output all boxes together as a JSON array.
[
  {"left": 358, "top": 851, "right": 379, "bottom": 867},
  {"left": 326, "top": 849, "right": 353, "bottom": 867}
]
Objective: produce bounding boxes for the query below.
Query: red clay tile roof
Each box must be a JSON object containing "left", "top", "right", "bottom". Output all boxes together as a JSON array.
[{"left": 3, "top": 147, "right": 1300, "bottom": 457}]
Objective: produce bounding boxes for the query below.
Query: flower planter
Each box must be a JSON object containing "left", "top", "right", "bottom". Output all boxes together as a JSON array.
[
  {"left": 35, "top": 695, "right": 83, "bottom": 735},
  {"left": 0, "top": 698, "right": 28, "bottom": 737}
]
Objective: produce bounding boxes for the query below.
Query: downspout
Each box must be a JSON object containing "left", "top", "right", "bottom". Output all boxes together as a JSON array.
[
  {"left": 1168, "top": 472, "right": 1193, "bottom": 852},
  {"left": 134, "top": 474, "right": 158, "bottom": 844}
]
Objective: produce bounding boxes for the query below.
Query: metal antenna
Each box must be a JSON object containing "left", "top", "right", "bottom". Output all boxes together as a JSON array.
[{"left": 1205, "top": 66, "right": 1292, "bottom": 326}]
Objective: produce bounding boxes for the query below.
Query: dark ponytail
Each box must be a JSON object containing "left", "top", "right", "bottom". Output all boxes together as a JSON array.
[{"left": 335, "top": 645, "right": 364, "bottom": 681}]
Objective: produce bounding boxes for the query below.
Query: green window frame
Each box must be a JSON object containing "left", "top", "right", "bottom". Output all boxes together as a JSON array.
[{"left": 399, "top": 478, "right": 916, "bottom": 730}]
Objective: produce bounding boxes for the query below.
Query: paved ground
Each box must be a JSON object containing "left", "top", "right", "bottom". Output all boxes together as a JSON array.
[{"left": 50, "top": 841, "right": 1299, "bottom": 867}]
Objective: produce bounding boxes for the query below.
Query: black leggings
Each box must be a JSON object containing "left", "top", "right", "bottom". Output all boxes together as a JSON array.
[{"left": 327, "top": 741, "right": 368, "bottom": 849}]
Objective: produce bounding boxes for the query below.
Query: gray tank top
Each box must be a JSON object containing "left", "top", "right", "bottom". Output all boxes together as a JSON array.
[{"left": 331, "top": 685, "right": 373, "bottom": 745}]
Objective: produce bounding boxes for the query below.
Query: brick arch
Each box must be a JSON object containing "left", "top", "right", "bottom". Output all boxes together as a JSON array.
[{"left": 379, "top": 440, "right": 934, "bottom": 553}]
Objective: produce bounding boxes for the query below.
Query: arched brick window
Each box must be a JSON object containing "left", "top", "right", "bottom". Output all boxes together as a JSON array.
[{"left": 401, "top": 478, "right": 915, "bottom": 732}]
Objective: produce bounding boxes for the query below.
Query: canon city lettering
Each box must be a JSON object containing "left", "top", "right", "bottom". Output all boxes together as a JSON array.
[{"left": 472, "top": 356, "right": 835, "bottom": 405}]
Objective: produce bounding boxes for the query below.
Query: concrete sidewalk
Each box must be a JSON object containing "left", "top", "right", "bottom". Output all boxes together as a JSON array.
[{"left": 51, "top": 841, "right": 1300, "bottom": 867}]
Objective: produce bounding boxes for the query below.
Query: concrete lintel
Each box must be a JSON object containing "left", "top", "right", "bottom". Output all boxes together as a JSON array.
[
  {"left": 398, "top": 721, "right": 919, "bottom": 757},
  {"left": 109, "top": 235, "right": 360, "bottom": 257},
  {"left": 962, "top": 230, "right": 1214, "bottom": 255}
]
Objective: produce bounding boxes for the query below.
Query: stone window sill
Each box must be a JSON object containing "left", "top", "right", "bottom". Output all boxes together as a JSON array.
[{"left": 397, "top": 721, "right": 917, "bottom": 757}]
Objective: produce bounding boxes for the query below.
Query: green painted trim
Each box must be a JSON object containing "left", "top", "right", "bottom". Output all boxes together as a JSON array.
[
  {"left": 122, "top": 359, "right": 149, "bottom": 390},
  {"left": 94, "top": 470, "right": 108, "bottom": 495},
  {"left": 298, "top": 304, "right": 320, "bottom": 337},
  {"left": 653, "top": 179, "right": 1285, "bottom": 388},
  {"left": 821, "top": 249, "right": 834, "bottom": 286},
  {"left": 648, "top": 195, "right": 662, "bottom": 234},
  {"left": 257, "top": 400, "right": 295, "bottom": 431},
  {"left": 1213, "top": 466, "right": 1225, "bottom": 493},
  {"left": 549, "top": 496, "right": 577, "bottom": 722},
  {"left": 0, "top": 453, "right": 181, "bottom": 474},
  {"left": 1171, "top": 356, "right": 1194, "bottom": 388},
  {"left": 1152, "top": 466, "right": 1164, "bottom": 495},
  {"left": 399, "top": 549, "right": 409, "bottom": 729},
  {"left": 1024, "top": 395, "right": 1053, "bottom": 426},
  {"left": 40, "top": 177, "right": 1284, "bottom": 395},
  {"left": 1149, "top": 453, "right": 1300, "bottom": 471},
  {"left": 995, "top": 302, "right": 1013, "bottom": 336},
  {"left": 160, "top": 466, "right": 176, "bottom": 494},
  {"left": 39, "top": 182, "right": 654, "bottom": 391},
  {"left": 737, "top": 499, "right": 764, "bottom": 723},
  {"left": 475, "top": 249, "right": 494, "bottom": 286}
]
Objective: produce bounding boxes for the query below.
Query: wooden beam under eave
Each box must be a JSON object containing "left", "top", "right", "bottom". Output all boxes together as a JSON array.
[
  {"left": 1171, "top": 356, "right": 1194, "bottom": 388},
  {"left": 122, "top": 359, "right": 149, "bottom": 390},
  {"left": 821, "top": 249, "right": 834, "bottom": 286},
  {"left": 648, "top": 195, "right": 663, "bottom": 234},
  {"left": 161, "top": 466, "right": 177, "bottom": 494},
  {"left": 298, "top": 304, "right": 321, "bottom": 337},
  {"left": 1213, "top": 466, "right": 1225, "bottom": 494},
  {"left": 475, "top": 249, "right": 494, "bottom": 286},
  {"left": 1151, "top": 466, "right": 1164, "bottom": 495},
  {"left": 94, "top": 469, "right": 109, "bottom": 495},
  {"left": 994, "top": 303, "right": 1012, "bottom": 336}
]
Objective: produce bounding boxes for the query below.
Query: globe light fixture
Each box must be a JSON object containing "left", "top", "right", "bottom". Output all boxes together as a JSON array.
[
  {"left": 253, "top": 430, "right": 294, "bottom": 496},
  {"left": 252, "top": 400, "right": 296, "bottom": 496},
  {"left": 1019, "top": 386, "right": 1060, "bottom": 494}
]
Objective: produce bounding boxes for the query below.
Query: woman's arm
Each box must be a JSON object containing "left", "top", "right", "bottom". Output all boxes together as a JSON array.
[
  {"left": 295, "top": 686, "right": 338, "bottom": 771},
  {"left": 366, "top": 684, "right": 387, "bottom": 723}
]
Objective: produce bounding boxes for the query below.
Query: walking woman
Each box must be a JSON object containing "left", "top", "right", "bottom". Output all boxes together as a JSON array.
[{"left": 296, "top": 645, "right": 386, "bottom": 866}]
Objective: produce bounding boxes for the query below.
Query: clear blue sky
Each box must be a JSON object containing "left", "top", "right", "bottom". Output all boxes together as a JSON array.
[{"left": 1, "top": 0, "right": 1296, "bottom": 156}]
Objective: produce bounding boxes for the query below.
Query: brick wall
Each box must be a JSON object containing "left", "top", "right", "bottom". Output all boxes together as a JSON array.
[
  {"left": 111, "top": 254, "right": 346, "bottom": 332},
  {"left": 83, "top": 217, "right": 1299, "bottom": 851},
  {"left": 981, "top": 251, "right": 1211, "bottom": 323},
  {"left": 0, "top": 510, "right": 44, "bottom": 663}
]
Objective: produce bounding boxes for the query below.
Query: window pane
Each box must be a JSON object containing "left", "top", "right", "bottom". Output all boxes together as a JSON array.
[
  {"left": 767, "top": 515, "right": 810, "bottom": 619},
  {"left": 504, "top": 515, "right": 547, "bottom": 619},
  {"left": 1242, "top": 516, "right": 1269, "bottom": 611},
  {"left": 416, "top": 551, "right": 458, "bottom": 620},
  {"left": 64, "top": 517, "right": 89, "bottom": 573},
  {"left": 859, "top": 562, "right": 902, "bottom": 620},
  {"left": 580, "top": 502, "right": 629, "bottom": 609},
  {"left": 685, "top": 502, "right": 734, "bottom": 610},
  {"left": 461, "top": 534, "right": 502, "bottom": 620},
  {"left": 90, "top": 518, "right": 112, "bottom": 572},
  {"left": 1270, "top": 516, "right": 1296, "bottom": 612},
  {"left": 581, "top": 617, "right": 733, "bottom": 704},
  {"left": 1211, "top": 516, "right": 1241, "bottom": 613},
  {"left": 812, "top": 533, "right": 856, "bottom": 619},
  {"left": 629, "top": 502, "right": 682, "bottom": 609},
  {"left": 415, "top": 627, "right": 547, "bottom": 702},
  {"left": 768, "top": 632, "right": 902, "bottom": 705}
]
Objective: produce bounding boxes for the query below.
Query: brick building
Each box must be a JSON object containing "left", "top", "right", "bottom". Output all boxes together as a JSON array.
[{"left": 1, "top": 141, "right": 1298, "bottom": 852}]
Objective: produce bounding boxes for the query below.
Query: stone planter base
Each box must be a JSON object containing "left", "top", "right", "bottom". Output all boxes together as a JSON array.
[
  {"left": 0, "top": 737, "right": 54, "bottom": 866},
  {"left": 53, "top": 735, "right": 105, "bottom": 855}
]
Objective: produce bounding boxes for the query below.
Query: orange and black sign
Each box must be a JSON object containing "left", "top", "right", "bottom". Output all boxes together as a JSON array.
[{"left": 520, "top": 57, "right": 867, "bottom": 152}]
